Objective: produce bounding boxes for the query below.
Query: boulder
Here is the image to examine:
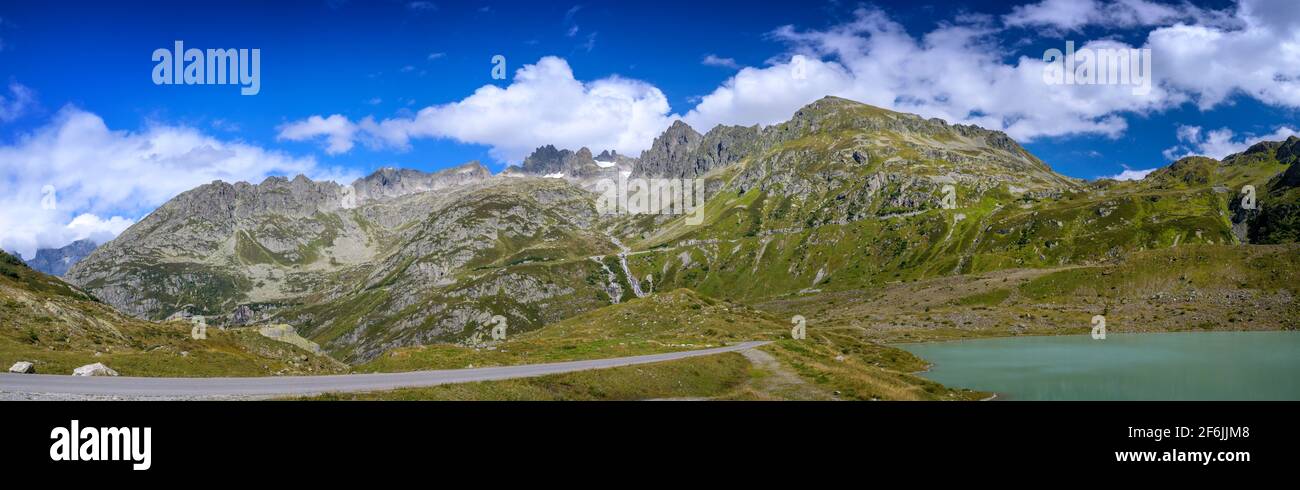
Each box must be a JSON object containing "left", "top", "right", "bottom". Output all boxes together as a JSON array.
[
  {"left": 72, "top": 362, "right": 119, "bottom": 377},
  {"left": 8, "top": 361, "right": 35, "bottom": 374},
  {"left": 230, "top": 305, "right": 255, "bottom": 325}
]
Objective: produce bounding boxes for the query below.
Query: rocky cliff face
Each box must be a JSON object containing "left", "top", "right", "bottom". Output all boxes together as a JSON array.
[
  {"left": 1246, "top": 141, "right": 1300, "bottom": 244},
  {"left": 64, "top": 174, "right": 355, "bottom": 319},
  {"left": 632, "top": 121, "right": 770, "bottom": 180},
  {"left": 633, "top": 120, "right": 703, "bottom": 178},
  {"left": 282, "top": 178, "right": 615, "bottom": 361},
  {"left": 26, "top": 239, "right": 98, "bottom": 277}
]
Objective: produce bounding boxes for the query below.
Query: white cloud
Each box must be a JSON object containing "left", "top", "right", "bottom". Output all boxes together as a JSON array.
[
  {"left": 1146, "top": 1, "right": 1300, "bottom": 110},
  {"left": 1102, "top": 167, "right": 1158, "bottom": 180},
  {"left": 277, "top": 114, "right": 359, "bottom": 155},
  {"left": 702, "top": 54, "right": 739, "bottom": 69},
  {"left": 1162, "top": 124, "right": 1300, "bottom": 160},
  {"left": 0, "top": 106, "right": 354, "bottom": 258},
  {"left": 0, "top": 82, "right": 36, "bottom": 123},
  {"left": 280, "top": 56, "right": 674, "bottom": 163},
  {"left": 1004, "top": 0, "right": 1215, "bottom": 31},
  {"left": 427, "top": 52, "right": 445, "bottom": 60},
  {"left": 683, "top": 8, "right": 1158, "bottom": 141}
]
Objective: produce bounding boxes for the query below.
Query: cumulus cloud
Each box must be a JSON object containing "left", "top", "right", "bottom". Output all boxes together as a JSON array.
[
  {"left": 702, "top": 54, "right": 739, "bottom": 69},
  {"left": 1147, "top": 1, "right": 1300, "bottom": 110},
  {"left": 1162, "top": 124, "right": 1300, "bottom": 160},
  {"left": 277, "top": 114, "right": 359, "bottom": 155},
  {"left": 1003, "top": 0, "right": 1217, "bottom": 31},
  {"left": 1102, "top": 167, "right": 1159, "bottom": 180},
  {"left": 683, "top": 8, "right": 1165, "bottom": 141},
  {"left": 0, "top": 107, "right": 355, "bottom": 258},
  {"left": 687, "top": 1, "right": 1300, "bottom": 143},
  {"left": 0, "top": 82, "right": 36, "bottom": 123},
  {"left": 279, "top": 56, "right": 674, "bottom": 163}
]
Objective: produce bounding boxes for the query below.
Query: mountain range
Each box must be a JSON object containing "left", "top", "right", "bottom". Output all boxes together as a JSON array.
[{"left": 34, "top": 95, "right": 1300, "bottom": 365}]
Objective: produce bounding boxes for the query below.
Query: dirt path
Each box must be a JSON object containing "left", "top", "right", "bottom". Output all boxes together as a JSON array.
[{"left": 740, "top": 348, "right": 833, "bottom": 400}]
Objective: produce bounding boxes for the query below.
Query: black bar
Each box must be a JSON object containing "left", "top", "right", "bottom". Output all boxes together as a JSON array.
[{"left": 1, "top": 401, "right": 1292, "bottom": 480}]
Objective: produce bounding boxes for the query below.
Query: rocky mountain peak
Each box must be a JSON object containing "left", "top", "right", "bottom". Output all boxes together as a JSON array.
[
  {"left": 514, "top": 145, "right": 601, "bottom": 177},
  {"left": 352, "top": 161, "right": 492, "bottom": 203},
  {"left": 26, "top": 239, "right": 98, "bottom": 277},
  {"left": 634, "top": 120, "right": 703, "bottom": 177},
  {"left": 1276, "top": 136, "right": 1300, "bottom": 165}
]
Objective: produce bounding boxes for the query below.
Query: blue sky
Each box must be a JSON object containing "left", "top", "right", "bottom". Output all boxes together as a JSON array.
[{"left": 1, "top": 0, "right": 1299, "bottom": 256}]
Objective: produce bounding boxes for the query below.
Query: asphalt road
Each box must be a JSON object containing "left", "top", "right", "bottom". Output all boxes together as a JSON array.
[{"left": 0, "top": 341, "right": 770, "bottom": 398}]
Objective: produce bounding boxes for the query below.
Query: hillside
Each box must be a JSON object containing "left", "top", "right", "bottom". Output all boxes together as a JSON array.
[
  {"left": 613, "top": 99, "right": 1295, "bottom": 304},
  {"left": 351, "top": 288, "right": 978, "bottom": 401},
  {"left": 0, "top": 250, "right": 341, "bottom": 377}
]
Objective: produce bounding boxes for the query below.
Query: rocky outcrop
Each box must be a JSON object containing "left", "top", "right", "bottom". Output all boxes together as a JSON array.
[
  {"left": 509, "top": 145, "right": 606, "bottom": 178},
  {"left": 634, "top": 122, "right": 767, "bottom": 179},
  {"left": 26, "top": 239, "right": 97, "bottom": 277},
  {"left": 352, "top": 161, "right": 492, "bottom": 203},
  {"left": 230, "top": 305, "right": 255, "bottom": 325},
  {"left": 8, "top": 361, "right": 35, "bottom": 374},
  {"left": 634, "top": 120, "right": 703, "bottom": 177}
]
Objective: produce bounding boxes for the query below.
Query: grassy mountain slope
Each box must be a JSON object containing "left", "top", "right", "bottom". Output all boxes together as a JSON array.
[
  {"left": 0, "top": 250, "right": 341, "bottom": 376},
  {"left": 611, "top": 99, "right": 1293, "bottom": 305},
  {"left": 759, "top": 243, "right": 1300, "bottom": 345},
  {"left": 353, "top": 288, "right": 980, "bottom": 401}
]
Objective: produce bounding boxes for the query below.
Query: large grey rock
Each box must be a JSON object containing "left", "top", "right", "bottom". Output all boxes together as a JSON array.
[
  {"left": 72, "top": 363, "right": 119, "bottom": 377},
  {"left": 8, "top": 361, "right": 35, "bottom": 374},
  {"left": 230, "top": 305, "right": 255, "bottom": 326}
]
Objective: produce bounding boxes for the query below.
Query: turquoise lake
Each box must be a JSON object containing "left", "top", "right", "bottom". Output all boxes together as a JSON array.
[{"left": 897, "top": 331, "right": 1300, "bottom": 400}]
